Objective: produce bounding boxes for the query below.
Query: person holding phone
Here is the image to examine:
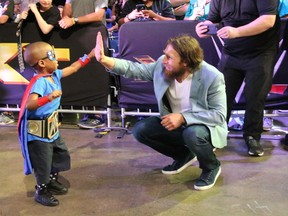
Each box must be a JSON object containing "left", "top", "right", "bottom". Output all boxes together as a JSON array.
[
  {"left": 195, "top": 0, "right": 280, "bottom": 157},
  {"left": 118, "top": 0, "right": 175, "bottom": 28}
]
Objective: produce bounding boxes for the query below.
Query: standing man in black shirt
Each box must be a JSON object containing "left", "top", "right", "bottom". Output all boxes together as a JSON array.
[{"left": 195, "top": 0, "right": 280, "bottom": 157}]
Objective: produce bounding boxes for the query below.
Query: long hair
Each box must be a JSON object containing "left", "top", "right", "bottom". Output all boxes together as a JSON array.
[{"left": 167, "top": 34, "right": 204, "bottom": 72}]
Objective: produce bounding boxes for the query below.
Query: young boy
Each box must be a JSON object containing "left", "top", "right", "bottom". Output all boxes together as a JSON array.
[
  {"left": 18, "top": 41, "right": 94, "bottom": 207},
  {"left": 20, "top": 0, "right": 60, "bottom": 34}
]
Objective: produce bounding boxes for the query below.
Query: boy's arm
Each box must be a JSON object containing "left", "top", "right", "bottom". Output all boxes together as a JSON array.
[
  {"left": 26, "top": 90, "right": 62, "bottom": 111},
  {"left": 29, "top": 4, "right": 54, "bottom": 34},
  {"left": 61, "top": 49, "right": 95, "bottom": 78}
]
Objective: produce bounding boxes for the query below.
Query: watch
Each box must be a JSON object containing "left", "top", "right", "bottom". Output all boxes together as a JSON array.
[{"left": 73, "top": 17, "right": 79, "bottom": 24}]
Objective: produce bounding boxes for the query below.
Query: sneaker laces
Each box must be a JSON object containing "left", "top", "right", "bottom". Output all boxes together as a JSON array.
[
  {"left": 247, "top": 137, "right": 260, "bottom": 147},
  {"left": 199, "top": 170, "right": 213, "bottom": 184}
]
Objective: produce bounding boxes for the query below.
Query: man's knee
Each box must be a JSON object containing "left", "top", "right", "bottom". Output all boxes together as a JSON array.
[{"left": 183, "top": 125, "right": 210, "bottom": 146}]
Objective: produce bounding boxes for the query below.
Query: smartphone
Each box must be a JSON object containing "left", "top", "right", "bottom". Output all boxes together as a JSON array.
[
  {"left": 203, "top": 24, "right": 218, "bottom": 35},
  {"left": 136, "top": 4, "right": 145, "bottom": 12}
]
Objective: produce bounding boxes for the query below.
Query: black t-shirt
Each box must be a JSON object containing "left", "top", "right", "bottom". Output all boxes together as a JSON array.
[
  {"left": 52, "top": 0, "right": 66, "bottom": 6},
  {"left": 25, "top": 2, "right": 61, "bottom": 27},
  {"left": 208, "top": 0, "right": 281, "bottom": 57}
]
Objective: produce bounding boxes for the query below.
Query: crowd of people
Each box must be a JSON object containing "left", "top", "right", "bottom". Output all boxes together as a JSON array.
[{"left": 0, "top": 0, "right": 288, "bottom": 207}]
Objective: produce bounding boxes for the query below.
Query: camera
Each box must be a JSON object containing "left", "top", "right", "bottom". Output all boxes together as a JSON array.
[
  {"left": 203, "top": 24, "right": 218, "bottom": 35},
  {"left": 136, "top": 4, "right": 145, "bottom": 12}
]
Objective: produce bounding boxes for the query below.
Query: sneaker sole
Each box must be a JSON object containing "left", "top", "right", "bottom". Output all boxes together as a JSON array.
[
  {"left": 0, "top": 120, "right": 15, "bottom": 125},
  {"left": 248, "top": 151, "right": 264, "bottom": 157},
  {"left": 77, "top": 123, "right": 105, "bottom": 129},
  {"left": 161, "top": 157, "right": 197, "bottom": 175},
  {"left": 194, "top": 166, "right": 221, "bottom": 191}
]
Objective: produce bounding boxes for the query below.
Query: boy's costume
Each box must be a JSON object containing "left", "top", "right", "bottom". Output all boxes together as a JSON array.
[{"left": 17, "top": 74, "right": 48, "bottom": 175}]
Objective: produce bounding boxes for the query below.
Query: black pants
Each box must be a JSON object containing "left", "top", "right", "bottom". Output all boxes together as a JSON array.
[
  {"left": 218, "top": 49, "right": 277, "bottom": 140},
  {"left": 28, "top": 136, "right": 71, "bottom": 185}
]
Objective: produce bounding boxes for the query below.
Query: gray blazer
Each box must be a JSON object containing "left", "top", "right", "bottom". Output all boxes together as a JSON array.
[{"left": 112, "top": 55, "right": 228, "bottom": 148}]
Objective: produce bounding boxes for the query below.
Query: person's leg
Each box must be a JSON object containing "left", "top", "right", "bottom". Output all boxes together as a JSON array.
[
  {"left": 132, "top": 116, "right": 196, "bottom": 174},
  {"left": 49, "top": 136, "right": 71, "bottom": 195},
  {"left": 242, "top": 49, "right": 276, "bottom": 156},
  {"left": 182, "top": 125, "right": 221, "bottom": 190},
  {"left": 217, "top": 53, "right": 245, "bottom": 123},
  {"left": 132, "top": 116, "right": 191, "bottom": 159},
  {"left": 183, "top": 125, "right": 219, "bottom": 170},
  {"left": 28, "top": 140, "right": 59, "bottom": 206},
  {"left": 243, "top": 51, "right": 275, "bottom": 140}
]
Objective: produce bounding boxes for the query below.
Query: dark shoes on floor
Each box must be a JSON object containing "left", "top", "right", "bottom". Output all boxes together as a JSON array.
[
  {"left": 35, "top": 185, "right": 59, "bottom": 207},
  {"left": 162, "top": 154, "right": 197, "bottom": 175},
  {"left": 35, "top": 178, "right": 68, "bottom": 206},
  {"left": 194, "top": 166, "right": 221, "bottom": 191},
  {"left": 47, "top": 179, "right": 68, "bottom": 195},
  {"left": 245, "top": 136, "right": 264, "bottom": 157}
]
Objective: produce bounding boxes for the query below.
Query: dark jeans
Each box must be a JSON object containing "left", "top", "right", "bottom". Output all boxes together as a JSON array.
[
  {"left": 28, "top": 136, "right": 71, "bottom": 185},
  {"left": 218, "top": 49, "right": 277, "bottom": 140},
  {"left": 132, "top": 116, "right": 220, "bottom": 170}
]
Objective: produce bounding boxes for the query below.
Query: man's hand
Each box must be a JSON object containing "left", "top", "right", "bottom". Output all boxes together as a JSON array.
[
  {"left": 59, "top": 16, "right": 74, "bottom": 29},
  {"left": 195, "top": 21, "right": 213, "bottom": 38},
  {"left": 95, "top": 32, "right": 105, "bottom": 62},
  {"left": 217, "top": 26, "right": 239, "bottom": 39},
  {"left": 161, "top": 113, "right": 185, "bottom": 131}
]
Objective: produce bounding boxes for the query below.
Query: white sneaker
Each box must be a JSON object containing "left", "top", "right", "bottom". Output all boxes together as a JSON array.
[
  {"left": 0, "top": 112, "right": 15, "bottom": 125},
  {"left": 263, "top": 117, "right": 273, "bottom": 131}
]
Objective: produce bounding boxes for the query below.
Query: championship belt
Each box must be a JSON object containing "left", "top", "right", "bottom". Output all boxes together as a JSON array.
[{"left": 28, "top": 111, "right": 59, "bottom": 139}]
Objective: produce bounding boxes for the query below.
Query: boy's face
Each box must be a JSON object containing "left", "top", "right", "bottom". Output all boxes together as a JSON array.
[
  {"left": 33, "top": 45, "right": 58, "bottom": 73},
  {"left": 39, "top": 0, "right": 52, "bottom": 9}
]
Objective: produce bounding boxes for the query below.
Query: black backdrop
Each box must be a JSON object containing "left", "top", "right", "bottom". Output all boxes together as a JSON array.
[{"left": 0, "top": 22, "right": 110, "bottom": 107}]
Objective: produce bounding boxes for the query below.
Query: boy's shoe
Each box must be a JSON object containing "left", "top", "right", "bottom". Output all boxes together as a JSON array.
[
  {"left": 77, "top": 114, "right": 105, "bottom": 129},
  {"left": 263, "top": 117, "right": 273, "bottom": 131},
  {"left": 35, "top": 185, "right": 59, "bottom": 207},
  {"left": 245, "top": 136, "right": 264, "bottom": 157},
  {"left": 194, "top": 166, "right": 221, "bottom": 191},
  {"left": 0, "top": 112, "right": 15, "bottom": 125},
  {"left": 47, "top": 180, "right": 68, "bottom": 195},
  {"left": 161, "top": 154, "right": 197, "bottom": 175}
]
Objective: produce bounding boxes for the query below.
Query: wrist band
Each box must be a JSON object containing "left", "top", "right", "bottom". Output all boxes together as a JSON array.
[
  {"left": 78, "top": 54, "right": 91, "bottom": 67},
  {"left": 38, "top": 96, "right": 50, "bottom": 107}
]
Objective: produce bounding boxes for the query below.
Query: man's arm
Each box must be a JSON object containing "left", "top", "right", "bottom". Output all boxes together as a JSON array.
[
  {"left": 75, "top": 9, "right": 106, "bottom": 23},
  {"left": 59, "top": 0, "right": 106, "bottom": 29},
  {"left": 217, "top": 15, "right": 276, "bottom": 39},
  {"left": 61, "top": 1, "right": 72, "bottom": 17}
]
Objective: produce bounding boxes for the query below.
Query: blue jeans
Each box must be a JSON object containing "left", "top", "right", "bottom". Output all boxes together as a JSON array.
[{"left": 132, "top": 116, "right": 220, "bottom": 170}]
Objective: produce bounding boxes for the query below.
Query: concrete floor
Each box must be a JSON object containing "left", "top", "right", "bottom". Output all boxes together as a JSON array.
[{"left": 1, "top": 116, "right": 288, "bottom": 216}]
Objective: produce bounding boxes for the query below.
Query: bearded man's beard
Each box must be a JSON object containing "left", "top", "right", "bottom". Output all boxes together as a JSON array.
[{"left": 164, "top": 67, "right": 186, "bottom": 80}]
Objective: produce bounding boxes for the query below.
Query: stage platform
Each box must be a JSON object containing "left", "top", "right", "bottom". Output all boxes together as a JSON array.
[{"left": 0, "top": 115, "right": 288, "bottom": 216}]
